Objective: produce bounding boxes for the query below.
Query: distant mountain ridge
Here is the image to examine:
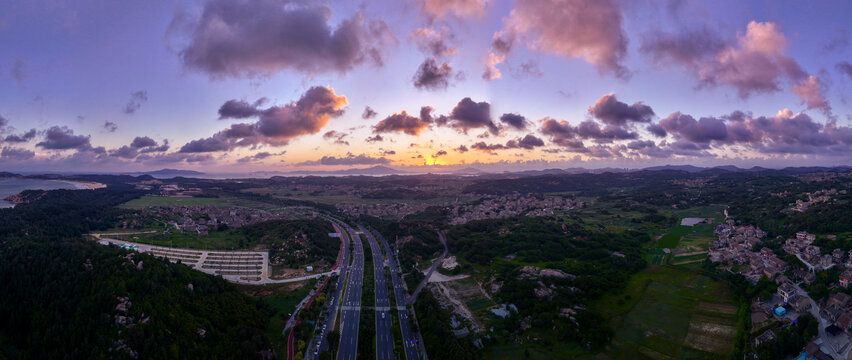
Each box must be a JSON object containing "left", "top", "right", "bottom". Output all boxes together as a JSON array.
[
  {"left": 638, "top": 164, "right": 850, "bottom": 174},
  {"left": 124, "top": 164, "right": 852, "bottom": 178},
  {"left": 7, "top": 164, "right": 850, "bottom": 179},
  {"left": 452, "top": 167, "right": 487, "bottom": 175},
  {"left": 640, "top": 165, "right": 708, "bottom": 173},
  {"left": 121, "top": 168, "right": 207, "bottom": 177},
  {"left": 279, "top": 165, "right": 406, "bottom": 176}
]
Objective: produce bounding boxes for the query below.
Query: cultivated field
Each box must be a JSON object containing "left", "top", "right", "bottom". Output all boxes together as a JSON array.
[{"left": 592, "top": 266, "right": 739, "bottom": 360}]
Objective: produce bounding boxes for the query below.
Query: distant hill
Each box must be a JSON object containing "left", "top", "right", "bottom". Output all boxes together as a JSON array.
[
  {"left": 452, "top": 167, "right": 487, "bottom": 175},
  {"left": 504, "top": 168, "right": 567, "bottom": 177},
  {"left": 587, "top": 167, "right": 630, "bottom": 174},
  {"left": 712, "top": 165, "right": 744, "bottom": 172},
  {"left": 337, "top": 165, "right": 405, "bottom": 175},
  {"left": 634, "top": 164, "right": 852, "bottom": 175},
  {"left": 124, "top": 168, "right": 206, "bottom": 177},
  {"left": 641, "top": 165, "right": 708, "bottom": 173},
  {"left": 280, "top": 165, "right": 406, "bottom": 176},
  {"left": 498, "top": 167, "right": 628, "bottom": 178},
  {"left": 779, "top": 166, "right": 852, "bottom": 174}
]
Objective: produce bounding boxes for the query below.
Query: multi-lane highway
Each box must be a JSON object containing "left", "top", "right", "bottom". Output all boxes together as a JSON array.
[
  {"left": 371, "top": 227, "right": 420, "bottom": 360},
  {"left": 336, "top": 222, "right": 365, "bottom": 360},
  {"left": 309, "top": 218, "right": 421, "bottom": 360},
  {"left": 360, "top": 225, "right": 394, "bottom": 360},
  {"left": 312, "top": 221, "right": 351, "bottom": 358}
]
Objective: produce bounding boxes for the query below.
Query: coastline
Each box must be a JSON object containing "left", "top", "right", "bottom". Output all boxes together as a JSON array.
[
  {"left": 56, "top": 180, "right": 107, "bottom": 190},
  {"left": 0, "top": 179, "right": 107, "bottom": 208}
]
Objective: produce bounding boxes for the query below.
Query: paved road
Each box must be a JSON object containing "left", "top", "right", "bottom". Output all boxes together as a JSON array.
[
  {"left": 280, "top": 220, "right": 351, "bottom": 360},
  {"left": 360, "top": 225, "right": 394, "bottom": 360},
  {"left": 94, "top": 237, "right": 336, "bottom": 285},
  {"left": 409, "top": 231, "right": 448, "bottom": 304},
  {"left": 336, "top": 222, "right": 365, "bottom": 360},
  {"left": 288, "top": 318, "right": 300, "bottom": 360},
  {"left": 313, "top": 222, "right": 351, "bottom": 359},
  {"left": 371, "top": 227, "right": 420, "bottom": 360},
  {"left": 284, "top": 278, "right": 330, "bottom": 334},
  {"left": 793, "top": 283, "right": 850, "bottom": 359},
  {"left": 90, "top": 231, "right": 158, "bottom": 238}
]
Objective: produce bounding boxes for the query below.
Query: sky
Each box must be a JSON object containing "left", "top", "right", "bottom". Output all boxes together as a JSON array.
[{"left": 1, "top": 0, "right": 852, "bottom": 173}]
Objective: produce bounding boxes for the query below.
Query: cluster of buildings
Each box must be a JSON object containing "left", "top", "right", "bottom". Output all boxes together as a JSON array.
[
  {"left": 447, "top": 194, "right": 582, "bottom": 225},
  {"left": 745, "top": 228, "right": 852, "bottom": 359},
  {"left": 711, "top": 222, "right": 852, "bottom": 287},
  {"left": 772, "top": 284, "right": 852, "bottom": 342},
  {"left": 150, "top": 205, "right": 283, "bottom": 235},
  {"left": 781, "top": 231, "right": 849, "bottom": 271},
  {"left": 158, "top": 184, "right": 202, "bottom": 197},
  {"left": 710, "top": 187, "right": 851, "bottom": 357},
  {"left": 750, "top": 280, "right": 852, "bottom": 359},
  {"left": 789, "top": 188, "right": 844, "bottom": 212},
  {"left": 336, "top": 202, "right": 437, "bottom": 219},
  {"left": 709, "top": 222, "right": 782, "bottom": 283},
  {"left": 336, "top": 194, "right": 582, "bottom": 223}
]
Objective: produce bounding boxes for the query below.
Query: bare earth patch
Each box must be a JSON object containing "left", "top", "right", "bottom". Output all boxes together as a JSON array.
[
  {"left": 429, "top": 282, "right": 483, "bottom": 332},
  {"left": 683, "top": 316, "right": 736, "bottom": 354},
  {"left": 696, "top": 302, "right": 738, "bottom": 315}
]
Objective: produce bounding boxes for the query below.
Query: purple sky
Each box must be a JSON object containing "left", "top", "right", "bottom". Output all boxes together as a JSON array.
[{"left": 1, "top": 0, "right": 851, "bottom": 173}]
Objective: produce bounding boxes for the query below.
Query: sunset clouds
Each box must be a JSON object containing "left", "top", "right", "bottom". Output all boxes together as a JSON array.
[
  {"left": 641, "top": 20, "right": 830, "bottom": 114},
  {"left": 1, "top": 0, "right": 851, "bottom": 171},
  {"left": 373, "top": 110, "right": 433, "bottom": 136},
  {"left": 180, "top": 86, "right": 347, "bottom": 152},
  {"left": 177, "top": 0, "right": 395, "bottom": 78},
  {"left": 486, "top": 0, "right": 628, "bottom": 79}
]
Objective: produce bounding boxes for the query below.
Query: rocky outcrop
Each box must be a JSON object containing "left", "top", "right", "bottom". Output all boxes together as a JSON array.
[
  {"left": 3, "top": 190, "right": 47, "bottom": 205},
  {"left": 518, "top": 266, "right": 576, "bottom": 280}
]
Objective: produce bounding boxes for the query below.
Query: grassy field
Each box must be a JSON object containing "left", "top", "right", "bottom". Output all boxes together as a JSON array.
[
  {"left": 120, "top": 195, "right": 275, "bottom": 209},
  {"left": 657, "top": 225, "right": 691, "bottom": 248},
  {"left": 591, "top": 265, "right": 739, "bottom": 360},
  {"left": 678, "top": 224, "right": 717, "bottom": 251},
  {"left": 108, "top": 229, "right": 252, "bottom": 250},
  {"left": 661, "top": 204, "right": 726, "bottom": 224},
  {"left": 653, "top": 212, "right": 720, "bottom": 265}
]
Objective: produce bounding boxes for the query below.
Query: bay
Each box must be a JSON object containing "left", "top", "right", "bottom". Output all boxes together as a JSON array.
[{"left": 0, "top": 178, "right": 86, "bottom": 208}]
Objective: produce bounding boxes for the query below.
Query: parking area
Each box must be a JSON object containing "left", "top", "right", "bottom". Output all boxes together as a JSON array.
[{"left": 98, "top": 238, "right": 270, "bottom": 283}]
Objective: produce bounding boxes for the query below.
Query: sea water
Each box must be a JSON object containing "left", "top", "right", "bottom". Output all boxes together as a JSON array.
[{"left": 0, "top": 178, "right": 84, "bottom": 208}]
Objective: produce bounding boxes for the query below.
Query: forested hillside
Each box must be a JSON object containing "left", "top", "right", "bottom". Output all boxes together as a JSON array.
[
  {"left": 0, "top": 184, "right": 274, "bottom": 359},
  {"left": 446, "top": 217, "right": 648, "bottom": 350}
]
